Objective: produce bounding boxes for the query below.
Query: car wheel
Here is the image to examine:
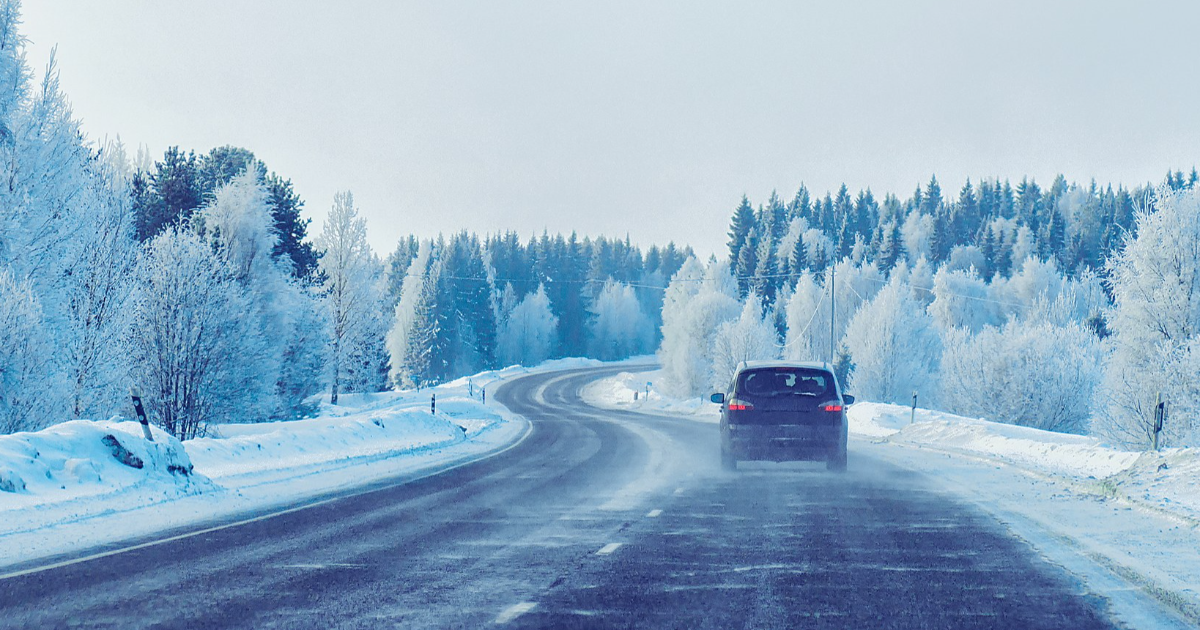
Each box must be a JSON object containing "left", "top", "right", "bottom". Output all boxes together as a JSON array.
[
  {"left": 721, "top": 448, "right": 737, "bottom": 471},
  {"left": 826, "top": 449, "right": 847, "bottom": 472}
]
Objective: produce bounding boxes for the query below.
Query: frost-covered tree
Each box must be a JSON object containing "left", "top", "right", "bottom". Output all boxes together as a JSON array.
[
  {"left": 59, "top": 141, "right": 138, "bottom": 419},
  {"left": 844, "top": 272, "right": 941, "bottom": 405},
  {"left": 941, "top": 319, "right": 1101, "bottom": 434},
  {"left": 928, "top": 266, "right": 1000, "bottom": 334},
  {"left": 782, "top": 270, "right": 827, "bottom": 362},
  {"left": 199, "top": 167, "right": 326, "bottom": 416},
  {"left": 498, "top": 284, "right": 558, "bottom": 367},
  {"left": 0, "top": 268, "right": 58, "bottom": 433},
  {"left": 339, "top": 255, "right": 390, "bottom": 395},
  {"left": 435, "top": 232, "right": 497, "bottom": 378},
  {"left": 901, "top": 211, "right": 934, "bottom": 263},
  {"left": 782, "top": 260, "right": 883, "bottom": 363},
  {"left": 0, "top": 34, "right": 137, "bottom": 425},
  {"left": 404, "top": 249, "right": 443, "bottom": 387},
  {"left": 657, "top": 257, "right": 741, "bottom": 397},
  {"left": 1098, "top": 186, "right": 1200, "bottom": 447},
  {"left": 315, "top": 191, "right": 382, "bottom": 404},
  {"left": 1010, "top": 225, "right": 1037, "bottom": 271},
  {"left": 0, "top": 0, "right": 27, "bottom": 144},
  {"left": 388, "top": 239, "right": 434, "bottom": 388},
  {"left": 588, "top": 280, "right": 653, "bottom": 360},
  {"left": 1, "top": 51, "right": 93, "bottom": 287},
  {"left": 944, "top": 245, "right": 986, "bottom": 274},
  {"left": 276, "top": 291, "right": 329, "bottom": 415},
  {"left": 127, "top": 227, "right": 261, "bottom": 439},
  {"left": 711, "top": 294, "right": 779, "bottom": 390}
]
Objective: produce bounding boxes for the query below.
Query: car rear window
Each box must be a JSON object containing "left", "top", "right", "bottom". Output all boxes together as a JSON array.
[{"left": 736, "top": 367, "right": 833, "bottom": 398}]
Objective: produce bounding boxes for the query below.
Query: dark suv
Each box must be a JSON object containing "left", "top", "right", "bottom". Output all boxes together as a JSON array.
[{"left": 711, "top": 361, "right": 853, "bottom": 472}]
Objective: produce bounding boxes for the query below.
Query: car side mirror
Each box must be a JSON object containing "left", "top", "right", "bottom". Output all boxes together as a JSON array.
[
  {"left": 842, "top": 394, "right": 855, "bottom": 405},
  {"left": 710, "top": 393, "right": 724, "bottom": 404}
]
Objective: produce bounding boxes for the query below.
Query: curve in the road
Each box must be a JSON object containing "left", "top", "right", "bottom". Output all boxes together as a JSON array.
[{"left": 0, "top": 366, "right": 1142, "bottom": 628}]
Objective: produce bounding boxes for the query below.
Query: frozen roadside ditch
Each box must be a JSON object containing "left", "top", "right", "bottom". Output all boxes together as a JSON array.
[
  {"left": 586, "top": 369, "right": 1200, "bottom": 624},
  {"left": 0, "top": 358, "right": 599, "bottom": 570}
]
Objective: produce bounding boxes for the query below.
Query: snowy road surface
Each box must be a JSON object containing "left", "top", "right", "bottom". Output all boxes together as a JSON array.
[{"left": 0, "top": 366, "right": 1186, "bottom": 628}]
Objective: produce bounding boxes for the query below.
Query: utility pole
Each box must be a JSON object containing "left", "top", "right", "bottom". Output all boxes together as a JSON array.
[{"left": 829, "top": 262, "right": 836, "bottom": 365}]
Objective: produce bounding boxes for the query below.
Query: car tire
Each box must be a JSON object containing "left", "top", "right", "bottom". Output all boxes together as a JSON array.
[
  {"left": 826, "top": 449, "right": 847, "bottom": 472},
  {"left": 721, "top": 449, "right": 737, "bottom": 471}
]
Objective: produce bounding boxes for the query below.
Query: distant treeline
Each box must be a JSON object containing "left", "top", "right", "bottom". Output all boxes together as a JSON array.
[{"left": 724, "top": 171, "right": 1198, "bottom": 301}]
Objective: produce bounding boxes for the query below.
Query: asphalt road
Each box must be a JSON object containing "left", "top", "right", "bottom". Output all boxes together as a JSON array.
[{"left": 0, "top": 366, "right": 1122, "bottom": 628}]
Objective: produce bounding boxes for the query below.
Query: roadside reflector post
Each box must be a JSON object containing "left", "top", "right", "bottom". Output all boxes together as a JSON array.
[
  {"left": 129, "top": 387, "right": 154, "bottom": 442},
  {"left": 431, "top": 392, "right": 436, "bottom": 416},
  {"left": 634, "top": 390, "right": 639, "bottom": 401},
  {"left": 482, "top": 386, "right": 486, "bottom": 404},
  {"left": 911, "top": 391, "right": 918, "bottom": 425},
  {"left": 1152, "top": 393, "right": 1166, "bottom": 451}
]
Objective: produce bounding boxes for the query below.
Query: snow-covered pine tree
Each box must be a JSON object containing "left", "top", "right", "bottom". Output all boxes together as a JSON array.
[
  {"left": 727, "top": 196, "right": 756, "bottom": 275},
  {"left": 734, "top": 224, "right": 759, "bottom": 298}
]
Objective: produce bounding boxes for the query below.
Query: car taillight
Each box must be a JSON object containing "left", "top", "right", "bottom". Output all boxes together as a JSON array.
[
  {"left": 823, "top": 404, "right": 843, "bottom": 412},
  {"left": 728, "top": 400, "right": 754, "bottom": 411}
]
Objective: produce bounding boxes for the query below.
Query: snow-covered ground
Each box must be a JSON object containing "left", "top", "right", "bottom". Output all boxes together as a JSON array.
[
  {"left": 0, "top": 358, "right": 601, "bottom": 570},
  {"left": 585, "top": 369, "right": 1200, "bottom": 625}
]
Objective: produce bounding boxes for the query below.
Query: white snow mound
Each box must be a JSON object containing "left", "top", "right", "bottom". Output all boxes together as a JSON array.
[{"left": 0, "top": 420, "right": 213, "bottom": 510}]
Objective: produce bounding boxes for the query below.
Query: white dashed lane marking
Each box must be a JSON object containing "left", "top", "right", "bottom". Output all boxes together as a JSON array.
[
  {"left": 495, "top": 602, "right": 537, "bottom": 624},
  {"left": 646, "top": 509, "right": 663, "bottom": 518},
  {"left": 596, "top": 543, "right": 623, "bottom": 556}
]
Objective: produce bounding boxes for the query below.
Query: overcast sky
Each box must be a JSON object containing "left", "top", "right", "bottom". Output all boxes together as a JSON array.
[{"left": 20, "top": 1, "right": 1200, "bottom": 259}]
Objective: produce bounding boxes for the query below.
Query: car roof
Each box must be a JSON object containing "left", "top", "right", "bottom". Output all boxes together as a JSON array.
[{"left": 736, "top": 360, "right": 832, "bottom": 374}]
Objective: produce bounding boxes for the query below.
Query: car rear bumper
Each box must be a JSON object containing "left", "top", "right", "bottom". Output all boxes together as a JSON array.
[{"left": 723, "top": 423, "right": 844, "bottom": 462}]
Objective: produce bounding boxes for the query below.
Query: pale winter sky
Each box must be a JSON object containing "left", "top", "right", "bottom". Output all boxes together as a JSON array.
[{"left": 20, "top": 1, "right": 1200, "bottom": 260}]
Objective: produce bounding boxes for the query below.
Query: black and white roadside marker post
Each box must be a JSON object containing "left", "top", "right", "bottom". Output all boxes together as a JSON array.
[
  {"left": 911, "top": 391, "right": 918, "bottom": 425},
  {"left": 129, "top": 387, "right": 154, "bottom": 442},
  {"left": 431, "top": 392, "right": 436, "bottom": 416},
  {"left": 1152, "top": 393, "right": 1167, "bottom": 451}
]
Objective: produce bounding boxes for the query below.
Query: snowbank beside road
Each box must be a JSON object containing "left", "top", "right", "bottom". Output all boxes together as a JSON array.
[
  {"left": 0, "top": 420, "right": 213, "bottom": 510},
  {"left": 582, "top": 368, "right": 719, "bottom": 422},
  {"left": 0, "top": 358, "right": 599, "bottom": 569},
  {"left": 849, "top": 402, "right": 1200, "bottom": 523}
]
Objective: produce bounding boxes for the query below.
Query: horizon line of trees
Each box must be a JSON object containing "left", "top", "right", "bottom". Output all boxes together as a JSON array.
[{"left": 722, "top": 171, "right": 1199, "bottom": 306}]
